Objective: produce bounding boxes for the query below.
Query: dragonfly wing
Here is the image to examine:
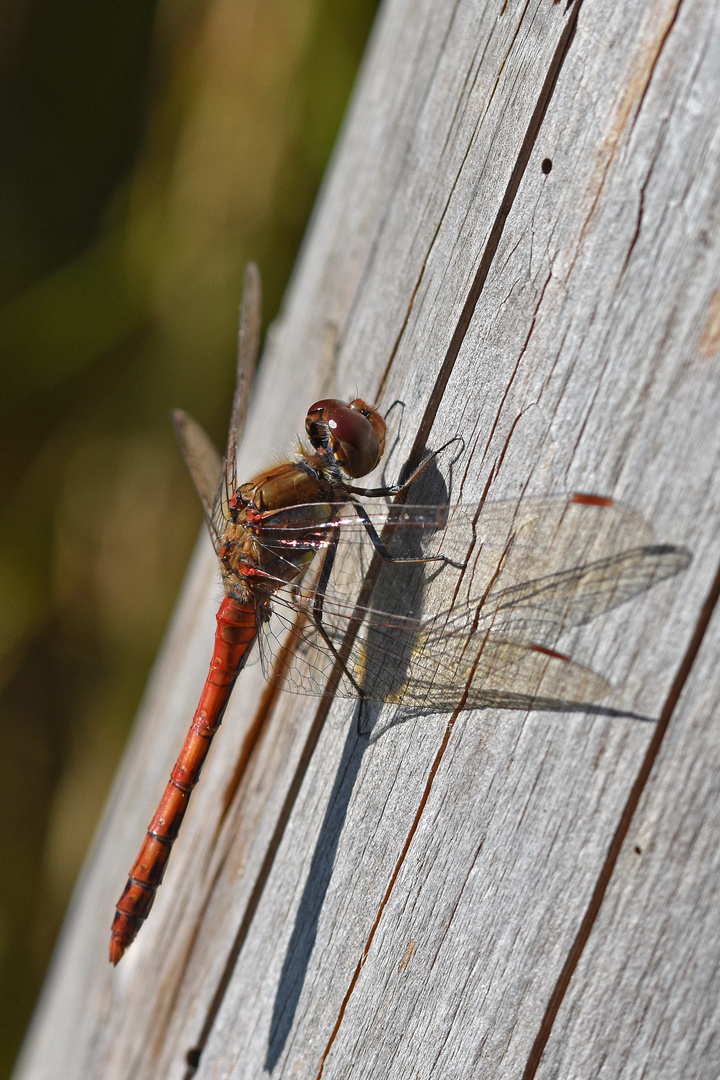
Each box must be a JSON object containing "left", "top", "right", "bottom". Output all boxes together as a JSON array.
[
  {"left": 240, "top": 494, "right": 689, "bottom": 712},
  {"left": 258, "top": 609, "right": 348, "bottom": 698},
  {"left": 256, "top": 584, "right": 612, "bottom": 711},
  {"left": 251, "top": 495, "right": 663, "bottom": 614},
  {"left": 398, "top": 635, "right": 611, "bottom": 710},
  {"left": 253, "top": 498, "right": 689, "bottom": 643},
  {"left": 172, "top": 408, "right": 223, "bottom": 549},
  {"left": 254, "top": 551, "right": 368, "bottom": 698},
  {"left": 219, "top": 263, "right": 262, "bottom": 528},
  {"left": 433, "top": 497, "right": 659, "bottom": 601},
  {"left": 468, "top": 543, "right": 692, "bottom": 646}
]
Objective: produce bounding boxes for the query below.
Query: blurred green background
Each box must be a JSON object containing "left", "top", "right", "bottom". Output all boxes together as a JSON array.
[{"left": 0, "top": 0, "right": 378, "bottom": 1073}]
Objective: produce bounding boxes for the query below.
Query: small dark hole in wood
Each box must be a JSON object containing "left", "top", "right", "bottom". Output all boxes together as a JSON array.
[
  {"left": 186, "top": 1047, "right": 201, "bottom": 1068},
  {"left": 541, "top": 158, "right": 553, "bottom": 174},
  {"left": 634, "top": 845, "right": 642, "bottom": 855}
]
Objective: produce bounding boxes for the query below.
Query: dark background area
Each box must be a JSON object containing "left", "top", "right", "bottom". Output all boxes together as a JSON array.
[{"left": 0, "top": 0, "right": 378, "bottom": 1072}]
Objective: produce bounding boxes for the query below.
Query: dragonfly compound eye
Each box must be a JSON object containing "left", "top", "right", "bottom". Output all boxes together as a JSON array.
[{"left": 306, "top": 398, "right": 386, "bottom": 478}]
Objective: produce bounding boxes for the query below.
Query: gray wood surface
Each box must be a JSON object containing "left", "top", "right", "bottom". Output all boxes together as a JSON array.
[{"left": 14, "top": 0, "right": 720, "bottom": 1078}]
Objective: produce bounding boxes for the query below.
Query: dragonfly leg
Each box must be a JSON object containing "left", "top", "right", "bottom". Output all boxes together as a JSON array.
[
  {"left": 311, "top": 525, "right": 339, "bottom": 627},
  {"left": 350, "top": 500, "right": 464, "bottom": 570},
  {"left": 296, "top": 526, "right": 368, "bottom": 700},
  {"left": 356, "top": 696, "right": 371, "bottom": 739},
  {"left": 345, "top": 434, "right": 464, "bottom": 498},
  {"left": 313, "top": 615, "right": 367, "bottom": 699}
]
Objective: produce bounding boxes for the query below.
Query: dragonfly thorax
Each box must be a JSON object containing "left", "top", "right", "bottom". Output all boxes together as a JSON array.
[
  {"left": 219, "top": 459, "right": 341, "bottom": 603},
  {"left": 231, "top": 459, "right": 335, "bottom": 515}
]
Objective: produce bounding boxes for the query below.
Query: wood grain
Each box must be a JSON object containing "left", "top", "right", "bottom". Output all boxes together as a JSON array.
[{"left": 13, "top": 0, "right": 720, "bottom": 1078}]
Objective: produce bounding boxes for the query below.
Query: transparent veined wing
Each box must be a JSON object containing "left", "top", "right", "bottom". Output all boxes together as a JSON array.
[
  {"left": 172, "top": 262, "right": 262, "bottom": 551},
  {"left": 172, "top": 409, "right": 224, "bottom": 550},
  {"left": 218, "top": 262, "right": 262, "bottom": 534},
  {"left": 243, "top": 494, "right": 690, "bottom": 710}
]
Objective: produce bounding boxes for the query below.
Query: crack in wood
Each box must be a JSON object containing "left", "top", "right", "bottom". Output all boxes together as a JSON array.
[
  {"left": 569, "top": 0, "right": 684, "bottom": 279},
  {"left": 521, "top": 548, "right": 720, "bottom": 1079},
  {"left": 182, "top": 689, "right": 340, "bottom": 1080},
  {"left": 314, "top": 711, "right": 461, "bottom": 1080},
  {"left": 404, "top": 0, "right": 583, "bottom": 480}
]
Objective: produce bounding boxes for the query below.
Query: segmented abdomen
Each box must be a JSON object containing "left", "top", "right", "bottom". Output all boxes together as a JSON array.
[{"left": 109, "top": 595, "right": 257, "bottom": 965}]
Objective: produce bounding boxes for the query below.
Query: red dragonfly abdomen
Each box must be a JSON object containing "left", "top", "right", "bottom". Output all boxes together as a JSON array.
[{"left": 109, "top": 595, "right": 257, "bottom": 965}]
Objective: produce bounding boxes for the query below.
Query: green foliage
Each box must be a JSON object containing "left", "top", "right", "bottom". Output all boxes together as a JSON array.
[{"left": 0, "top": 0, "right": 378, "bottom": 1074}]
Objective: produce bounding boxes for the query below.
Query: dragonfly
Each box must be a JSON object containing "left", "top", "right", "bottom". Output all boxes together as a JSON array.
[{"left": 109, "top": 264, "right": 690, "bottom": 964}]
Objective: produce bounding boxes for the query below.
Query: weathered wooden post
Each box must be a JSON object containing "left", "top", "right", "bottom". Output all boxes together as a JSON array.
[{"left": 14, "top": 0, "right": 720, "bottom": 1076}]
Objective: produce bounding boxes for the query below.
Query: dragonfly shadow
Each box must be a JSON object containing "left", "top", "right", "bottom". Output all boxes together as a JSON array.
[
  {"left": 265, "top": 704, "right": 369, "bottom": 1073},
  {"left": 265, "top": 452, "right": 449, "bottom": 1071},
  {"left": 365, "top": 699, "right": 658, "bottom": 742},
  {"left": 263, "top": 685, "right": 656, "bottom": 1072},
  {"left": 350, "top": 451, "right": 456, "bottom": 710}
]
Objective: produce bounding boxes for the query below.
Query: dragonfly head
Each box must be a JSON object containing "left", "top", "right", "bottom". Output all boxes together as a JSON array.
[{"left": 305, "top": 398, "right": 386, "bottom": 479}]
